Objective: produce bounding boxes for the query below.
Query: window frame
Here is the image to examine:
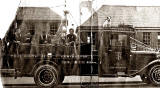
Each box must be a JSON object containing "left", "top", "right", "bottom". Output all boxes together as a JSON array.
[
  {"left": 49, "top": 22, "right": 58, "bottom": 35},
  {"left": 143, "top": 32, "right": 151, "bottom": 45},
  {"left": 157, "top": 32, "right": 160, "bottom": 48}
]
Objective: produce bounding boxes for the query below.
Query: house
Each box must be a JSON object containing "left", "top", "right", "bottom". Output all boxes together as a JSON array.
[
  {"left": 16, "top": 7, "right": 63, "bottom": 34},
  {"left": 12, "top": 7, "right": 64, "bottom": 44},
  {"left": 78, "top": 5, "right": 160, "bottom": 49},
  {"left": 3, "top": 7, "right": 65, "bottom": 57}
]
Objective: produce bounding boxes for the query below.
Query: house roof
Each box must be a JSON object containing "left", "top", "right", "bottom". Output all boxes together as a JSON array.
[
  {"left": 81, "top": 5, "right": 160, "bottom": 27},
  {"left": 16, "top": 7, "right": 62, "bottom": 21}
]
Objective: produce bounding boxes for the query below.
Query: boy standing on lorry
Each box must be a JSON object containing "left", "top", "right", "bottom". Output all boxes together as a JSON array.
[
  {"left": 67, "top": 28, "right": 76, "bottom": 45},
  {"left": 66, "top": 28, "right": 76, "bottom": 55}
]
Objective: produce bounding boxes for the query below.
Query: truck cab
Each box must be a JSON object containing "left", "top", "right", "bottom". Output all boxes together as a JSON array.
[{"left": 78, "top": 25, "right": 160, "bottom": 86}]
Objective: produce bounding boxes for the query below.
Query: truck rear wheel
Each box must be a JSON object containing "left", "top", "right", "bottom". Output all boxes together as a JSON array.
[
  {"left": 34, "top": 65, "right": 59, "bottom": 88},
  {"left": 148, "top": 64, "right": 160, "bottom": 86}
]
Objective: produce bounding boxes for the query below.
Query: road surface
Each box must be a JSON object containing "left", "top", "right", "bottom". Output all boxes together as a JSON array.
[{"left": 1, "top": 76, "right": 159, "bottom": 88}]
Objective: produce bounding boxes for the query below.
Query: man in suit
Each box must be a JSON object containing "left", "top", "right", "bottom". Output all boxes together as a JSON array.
[
  {"left": 39, "top": 31, "right": 51, "bottom": 55},
  {"left": 39, "top": 31, "right": 50, "bottom": 44}
]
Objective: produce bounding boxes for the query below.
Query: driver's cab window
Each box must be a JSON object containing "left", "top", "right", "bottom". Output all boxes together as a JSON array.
[
  {"left": 86, "top": 32, "right": 97, "bottom": 50},
  {"left": 87, "top": 32, "right": 91, "bottom": 43},
  {"left": 118, "top": 34, "right": 127, "bottom": 47},
  {"left": 87, "top": 32, "right": 96, "bottom": 44},
  {"left": 110, "top": 34, "right": 128, "bottom": 51}
]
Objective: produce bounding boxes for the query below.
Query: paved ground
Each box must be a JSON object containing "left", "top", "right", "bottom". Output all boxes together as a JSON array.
[{"left": 1, "top": 76, "right": 159, "bottom": 88}]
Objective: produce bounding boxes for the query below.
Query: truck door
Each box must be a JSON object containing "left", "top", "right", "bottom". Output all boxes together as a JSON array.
[
  {"left": 100, "top": 32, "right": 130, "bottom": 75},
  {"left": 108, "top": 33, "right": 130, "bottom": 73}
]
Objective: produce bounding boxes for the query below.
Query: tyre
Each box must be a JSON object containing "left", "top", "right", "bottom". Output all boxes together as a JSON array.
[
  {"left": 148, "top": 64, "right": 160, "bottom": 86},
  {"left": 34, "top": 65, "right": 59, "bottom": 88}
]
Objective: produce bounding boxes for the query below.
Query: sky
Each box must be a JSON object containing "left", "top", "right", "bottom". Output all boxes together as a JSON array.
[{"left": 0, "top": 0, "right": 160, "bottom": 38}]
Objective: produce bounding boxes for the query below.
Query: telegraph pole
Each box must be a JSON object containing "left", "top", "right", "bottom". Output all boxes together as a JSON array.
[{"left": 90, "top": 0, "right": 94, "bottom": 86}]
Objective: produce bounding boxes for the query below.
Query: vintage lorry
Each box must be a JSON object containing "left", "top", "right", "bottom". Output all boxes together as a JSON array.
[{"left": 0, "top": 22, "right": 160, "bottom": 88}]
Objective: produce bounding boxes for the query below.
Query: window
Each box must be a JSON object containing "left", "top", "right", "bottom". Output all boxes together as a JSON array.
[
  {"left": 50, "top": 23, "right": 58, "bottom": 35},
  {"left": 87, "top": 32, "right": 96, "bottom": 44},
  {"left": 158, "top": 32, "right": 160, "bottom": 39},
  {"left": 143, "top": 32, "right": 151, "bottom": 45},
  {"left": 87, "top": 32, "right": 91, "bottom": 43},
  {"left": 158, "top": 32, "right": 160, "bottom": 48}
]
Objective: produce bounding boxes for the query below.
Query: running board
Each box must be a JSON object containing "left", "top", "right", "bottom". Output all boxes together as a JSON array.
[
  {"left": 102, "top": 72, "right": 130, "bottom": 77},
  {"left": 0, "top": 69, "right": 20, "bottom": 79},
  {"left": 0, "top": 69, "right": 15, "bottom": 74}
]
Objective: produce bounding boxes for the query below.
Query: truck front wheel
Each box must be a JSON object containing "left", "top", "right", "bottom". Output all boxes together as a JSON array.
[
  {"left": 148, "top": 64, "right": 160, "bottom": 86},
  {"left": 34, "top": 65, "right": 59, "bottom": 88}
]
